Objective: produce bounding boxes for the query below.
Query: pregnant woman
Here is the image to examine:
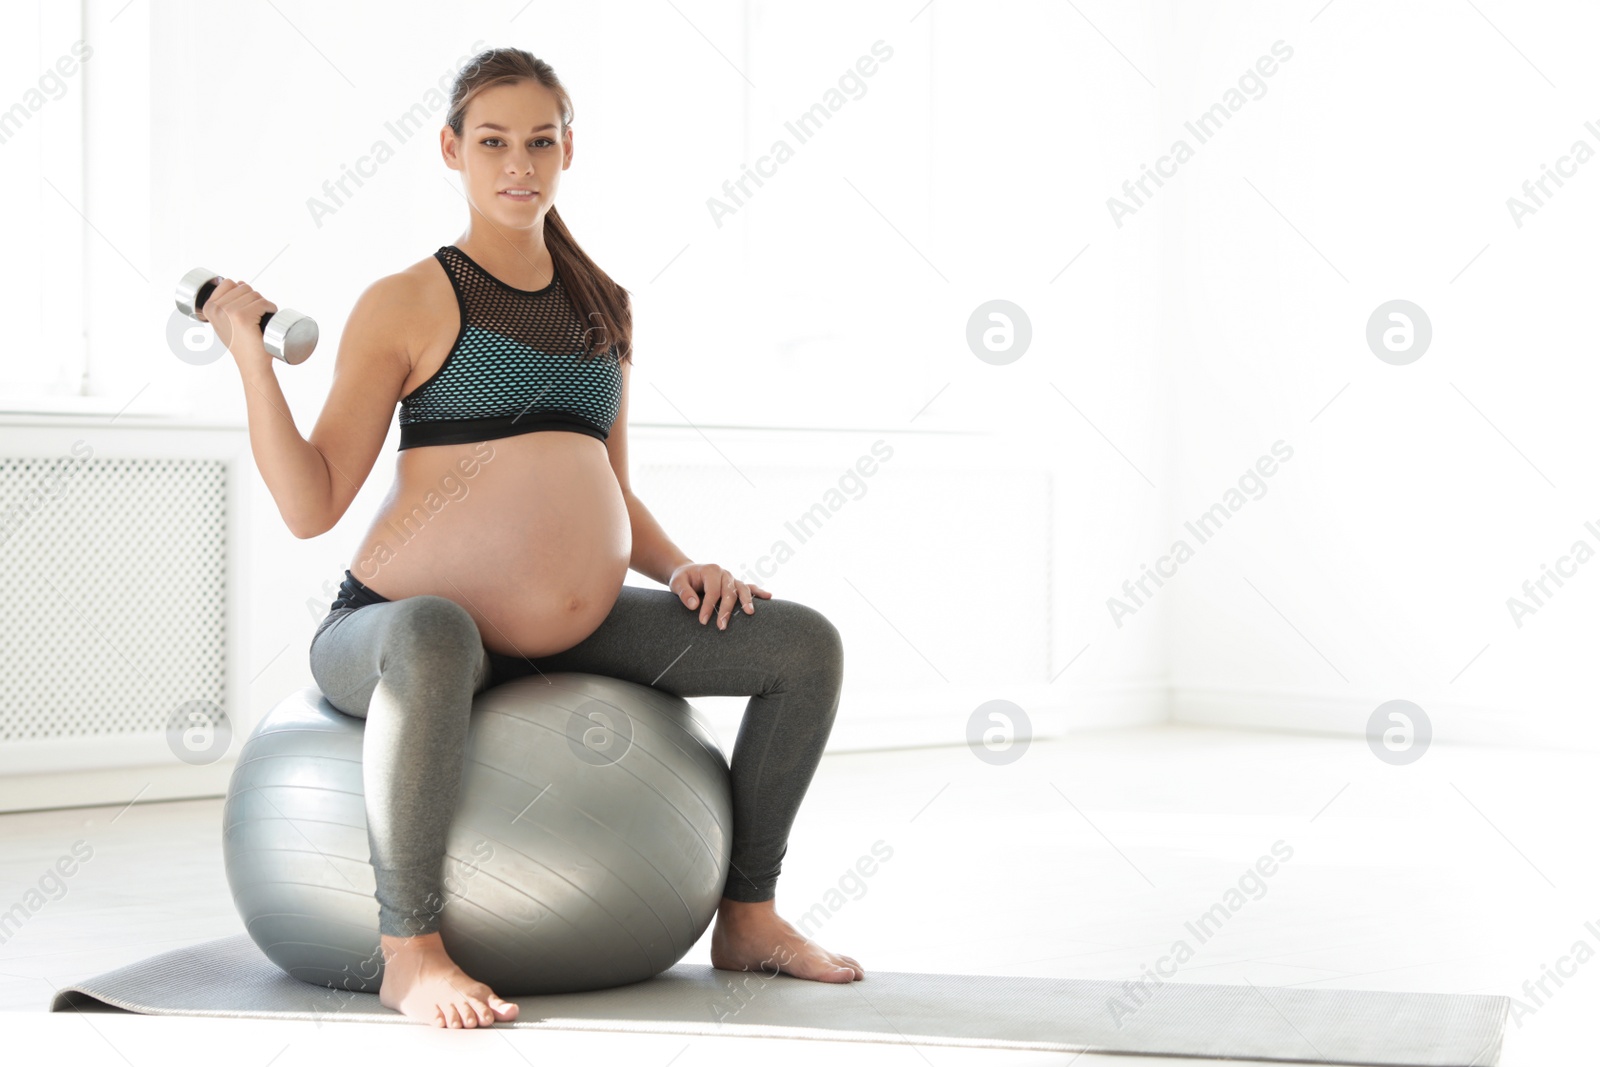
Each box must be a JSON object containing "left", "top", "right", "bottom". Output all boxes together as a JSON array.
[{"left": 208, "top": 46, "right": 861, "bottom": 1029}]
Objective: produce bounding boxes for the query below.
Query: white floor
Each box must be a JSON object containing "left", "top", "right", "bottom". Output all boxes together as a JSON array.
[{"left": 2, "top": 723, "right": 1595, "bottom": 1065}]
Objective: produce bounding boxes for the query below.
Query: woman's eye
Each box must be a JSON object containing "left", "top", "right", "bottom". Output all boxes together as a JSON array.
[{"left": 481, "top": 138, "right": 553, "bottom": 148}]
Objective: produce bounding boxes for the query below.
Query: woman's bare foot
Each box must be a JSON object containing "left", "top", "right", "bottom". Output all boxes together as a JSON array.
[
  {"left": 377, "top": 931, "right": 520, "bottom": 1027},
  {"left": 710, "top": 897, "right": 865, "bottom": 983}
]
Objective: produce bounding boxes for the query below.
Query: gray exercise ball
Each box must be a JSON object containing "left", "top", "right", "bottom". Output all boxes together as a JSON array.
[{"left": 223, "top": 672, "right": 733, "bottom": 996}]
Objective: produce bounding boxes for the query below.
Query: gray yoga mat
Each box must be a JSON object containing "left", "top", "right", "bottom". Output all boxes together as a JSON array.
[{"left": 49, "top": 934, "right": 1507, "bottom": 1066}]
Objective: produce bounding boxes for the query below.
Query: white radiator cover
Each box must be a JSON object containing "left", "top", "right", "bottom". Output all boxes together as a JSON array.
[{"left": 0, "top": 415, "right": 250, "bottom": 811}]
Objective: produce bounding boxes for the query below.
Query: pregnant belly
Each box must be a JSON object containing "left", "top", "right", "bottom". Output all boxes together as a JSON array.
[{"left": 347, "top": 432, "right": 632, "bottom": 659}]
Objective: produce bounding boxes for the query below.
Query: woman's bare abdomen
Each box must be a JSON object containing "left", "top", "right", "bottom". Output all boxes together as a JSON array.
[{"left": 347, "top": 430, "right": 631, "bottom": 659}]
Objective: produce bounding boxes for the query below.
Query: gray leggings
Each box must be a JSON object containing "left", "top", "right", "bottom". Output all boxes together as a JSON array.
[{"left": 308, "top": 570, "right": 844, "bottom": 938}]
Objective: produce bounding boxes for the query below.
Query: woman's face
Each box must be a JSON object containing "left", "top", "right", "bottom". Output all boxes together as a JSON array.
[{"left": 444, "top": 80, "right": 572, "bottom": 229}]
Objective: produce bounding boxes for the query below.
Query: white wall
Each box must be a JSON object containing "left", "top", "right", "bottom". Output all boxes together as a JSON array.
[
  {"left": 10, "top": 0, "right": 1589, "bottom": 769},
  {"left": 1150, "top": 2, "right": 1600, "bottom": 749}
]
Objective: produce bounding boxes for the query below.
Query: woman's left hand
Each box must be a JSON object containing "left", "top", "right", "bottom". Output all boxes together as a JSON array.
[{"left": 669, "top": 562, "right": 771, "bottom": 630}]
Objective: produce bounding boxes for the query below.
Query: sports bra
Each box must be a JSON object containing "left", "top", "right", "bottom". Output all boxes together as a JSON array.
[{"left": 396, "top": 244, "right": 624, "bottom": 450}]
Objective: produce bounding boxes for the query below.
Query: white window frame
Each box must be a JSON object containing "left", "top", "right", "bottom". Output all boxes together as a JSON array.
[{"left": 36, "top": 0, "right": 87, "bottom": 395}]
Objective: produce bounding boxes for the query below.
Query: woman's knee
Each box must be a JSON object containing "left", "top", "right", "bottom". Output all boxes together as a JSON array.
[
  {"left": 772, "top": 600, "right": 844, "bottom": 682},
  {"left": 384, "top": 595, "right": 484, "bottom": 665}
]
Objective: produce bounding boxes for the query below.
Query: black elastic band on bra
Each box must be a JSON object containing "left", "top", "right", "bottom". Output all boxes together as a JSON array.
[{"left": 397, "top": 410, "right": 607, "bottom": 451}]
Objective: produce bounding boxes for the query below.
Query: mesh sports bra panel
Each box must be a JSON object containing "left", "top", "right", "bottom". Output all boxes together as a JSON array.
[{"left": 396, "top": 244, "right": 622, "bottom": 450}]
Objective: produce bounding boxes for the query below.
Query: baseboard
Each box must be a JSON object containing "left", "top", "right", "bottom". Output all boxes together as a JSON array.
[
  {"left": 15, "top": 682, "right": 1567, "bottom": 814},
  {"left": 0, "top": 758, "right": 236, "bottom": 814},
  {"left": 1171, "top": 684, "right": 1598, "bottom": 752}
]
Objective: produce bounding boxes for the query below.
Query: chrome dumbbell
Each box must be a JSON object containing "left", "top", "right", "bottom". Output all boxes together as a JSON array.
[{"left": 174, "top": 267, "right": 319, "bottom": 365}]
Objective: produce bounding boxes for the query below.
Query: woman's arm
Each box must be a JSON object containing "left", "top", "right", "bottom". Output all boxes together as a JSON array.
[
  {"left": 603, "top": 357, "right": 692, "bottom": 585},
  {"left": 224, "top": 273, "right": 415, "bottom": 539},
  {"left": 625, "top": 491, "right": 693, "bottom": 587}
]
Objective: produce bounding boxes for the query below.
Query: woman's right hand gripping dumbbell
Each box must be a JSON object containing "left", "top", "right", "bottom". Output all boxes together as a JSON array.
[{"left": 198, "top": 278, "right": 278, "bottom": 378}]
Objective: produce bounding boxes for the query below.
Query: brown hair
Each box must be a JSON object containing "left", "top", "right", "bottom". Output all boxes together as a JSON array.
[{"left": 446, "top": 47, "right": 632, "bottom": 363}]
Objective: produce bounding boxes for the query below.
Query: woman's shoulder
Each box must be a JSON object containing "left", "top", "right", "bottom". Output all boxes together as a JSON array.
[
  {"left": 356, "top": 252, "right": 455, "bottom": 317},
  {"left": 338, "top": 254, "right": 459, "bottom": 370}
]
